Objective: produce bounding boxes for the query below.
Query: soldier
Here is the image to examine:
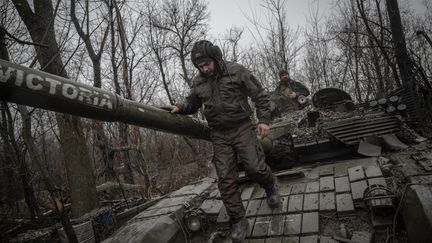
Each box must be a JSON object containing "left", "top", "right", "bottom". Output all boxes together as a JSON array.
[
  {"left": 162, "top": 40, "right": 280, "bottom": 242},
  {"left": 270, "top": 69, "right": 310, "bottom": 118}
]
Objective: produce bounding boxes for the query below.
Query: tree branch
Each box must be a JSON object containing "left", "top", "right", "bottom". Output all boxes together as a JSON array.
[{"left": 0, "top": 26, "right": 48, "bottom": 48}]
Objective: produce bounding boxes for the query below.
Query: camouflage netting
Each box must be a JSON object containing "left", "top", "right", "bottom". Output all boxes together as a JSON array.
[{"left": 270, "top": 107, "right": 356, "bottom": 145}]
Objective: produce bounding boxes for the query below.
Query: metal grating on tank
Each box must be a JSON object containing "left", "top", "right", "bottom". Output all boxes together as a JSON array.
[{"left": 321, "top": 112, "right": 401, "bottom": 145}]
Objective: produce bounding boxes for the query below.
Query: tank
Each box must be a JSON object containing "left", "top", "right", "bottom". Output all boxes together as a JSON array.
[
  {"left": 0, "top": 59, "right": 425, "bottom": 168},
  {"left": 2, "top": 59, "right": 432, "bottom": 243}
]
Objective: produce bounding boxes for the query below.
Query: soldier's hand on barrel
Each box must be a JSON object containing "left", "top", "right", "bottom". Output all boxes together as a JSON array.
[
  {"left": 161, "top": 105, "right": 179, "bottom": 114},
  {"left": 257, "top": 123, "right": 270, "bottom": 138}
]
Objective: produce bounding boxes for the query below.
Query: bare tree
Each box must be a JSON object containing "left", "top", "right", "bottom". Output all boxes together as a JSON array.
[
  {"left": 245, "top": 0, "right": 302, "bottom": 88},
  {"left": 219, "top": 26, "right": 244, "bottom": 62},
  {"left": 356, "top": 0, "right": 401, "bottom": 88},
  {"left": 151, "top": 0, "right": 209, "bottom": 87},
  {"left": 70, "top": 0, "right": 120, "bottom": 183},
  {"left": 145, "top": 1, "right": 175, "bottom": 105},
  {"left": 12, "top": 0, "right": 98, "bottom": 219}
]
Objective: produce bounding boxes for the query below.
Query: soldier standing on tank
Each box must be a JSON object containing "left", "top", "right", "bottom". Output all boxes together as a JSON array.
[
  {"left": 270, "top": 69, "right": 310, "bottom": 118},
  {"left": 161, "top": 40, "right": 280, "bottom": 242}
]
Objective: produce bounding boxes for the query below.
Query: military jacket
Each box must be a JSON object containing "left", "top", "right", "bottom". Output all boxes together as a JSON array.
[{"left": 177, "top": 62, "right": 271, "bottom": 130}]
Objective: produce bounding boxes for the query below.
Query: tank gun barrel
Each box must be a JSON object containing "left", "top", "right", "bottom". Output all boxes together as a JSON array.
[{"left": 0, "top": 59, "right": 211, "bottom": 140}]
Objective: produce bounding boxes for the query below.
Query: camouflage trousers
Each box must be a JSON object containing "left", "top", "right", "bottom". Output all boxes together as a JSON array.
[{"left": 211, "top": 120, "right": 276, "bottom": 222}]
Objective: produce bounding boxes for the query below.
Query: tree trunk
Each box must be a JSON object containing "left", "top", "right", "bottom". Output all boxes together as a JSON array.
[
  {"left": 385, "top": 0, "right": 423, "bottom": 126},
  {"left": 385, "top": 0, "right": 415, "bottom": 86},
  {"left": 0, "top": 29, "right": 40, "bottom": 221},
  {"left": 119, "top": 123, "right": 134, "bottom": 184},
  {"left": 108, "top": 0, "right": 135, "bottom": 184},
  {"left": 12, "top": 0, "right": 98, "bottom": 218},
  {"left": 71, "top": 0, "right": 115, "bottom": 183},
  {"left": 356, "top": 0, "right": 401, "bottom": 86},
  {"left": 0, "top": 102, "right": 24, "bottom": 213},
  {"left": 93, "top": 122, "right": 116, "bottom": 182},
  {"left": 56, "top": 114, "right": 99, "bottom": 217},
  {"left": 369, "top": 37, "right": 385, "bottom": 98},
  {"left": 18, "top": 105, "right": 78, "bottom": 243}
]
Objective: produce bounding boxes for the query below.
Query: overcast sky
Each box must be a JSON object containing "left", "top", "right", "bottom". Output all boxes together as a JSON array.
[
  {"left": 208, "top": 0, "right": 330, "bottom": 36},
  {"left": 207, "top": 0, "right": 427, "bottom": 46}
]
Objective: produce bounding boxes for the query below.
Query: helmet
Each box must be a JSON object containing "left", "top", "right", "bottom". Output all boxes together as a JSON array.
[
  {"left": 191, "top": 40, "right": 222, "bottom": 67},
  {"left": 279, "top": 69, "right": 289, "bottom": 79}
]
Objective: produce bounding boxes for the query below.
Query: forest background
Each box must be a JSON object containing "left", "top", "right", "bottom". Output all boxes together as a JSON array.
[{"left": 0, "top": 0, "right": 431, "bottom": 223}]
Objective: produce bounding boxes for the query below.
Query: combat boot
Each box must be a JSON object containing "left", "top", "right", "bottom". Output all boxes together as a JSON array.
[
  {"left": 231, "top": 217, "right": 249, "bottom": 242},
  {"left": 265, "top": 183, "right": 281, "bottom": 208}
]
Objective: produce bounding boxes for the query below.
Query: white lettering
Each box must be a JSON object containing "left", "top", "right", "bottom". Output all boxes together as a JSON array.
[
  {"left": 15, "top": 69, "right": 24, "bottom": 86},
  {"left": 62, "top": 83, "right": 78, "bottom": 99},
  {"left": 26, "top": 73, "right": 43, "bottom": 90},
  {"left": 45, "top": 78, "right": 61, "bottom": 94},
  {"left": 92, "top": 91, "right": 99, "bottom": 106},
  {"left": 99, "top": 94, "right": 113, "bottom": 109},
  {"left": 0, "top": 66, "right": 12, "bottom": 83},
  {"left": 0, "top": 67, "right": 24, "bottom": 86},
  {"left": 78, "top": 87, "right": 92, "bottom": 104}
]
